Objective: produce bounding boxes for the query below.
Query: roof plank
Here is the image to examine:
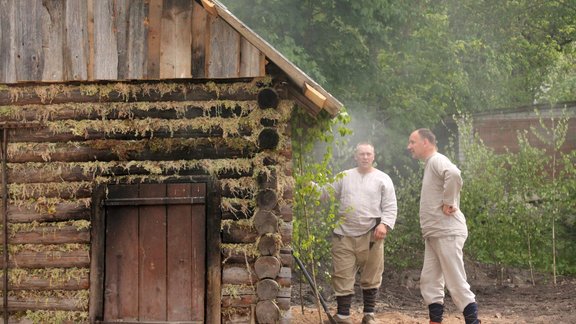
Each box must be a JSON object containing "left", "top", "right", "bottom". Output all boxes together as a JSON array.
[
  {"left": 160, "top": 0, "right": 193, "bottom": 78},
  {"left": 240, "top": 38, "right": 265, "bottom": 77},
  {"left": 0, "top": 0, "right": 17, "bottom": 83},
  {"left": 125, "top": 0, "right": 148, "bottom": 79},
  {"left": 207, "top": 16, "right": 240, "bottom": 78},
  {"left": 15, "top": 0, "right": 44, "bottom": 82},
  {"left": 191, "top": 1, "right": 209, "bottom": 78},
  {"left": 93, "top": 0, "right": 119, "bottom": 80},
  {"left": 41, "top": 0, "right": 65, "bottom": 81},
  {"left": 146, "top": 0, "right": 163, "bottom": 78},
  {"left": 65, "top": 0, "right": 89, "bottom": 81}
]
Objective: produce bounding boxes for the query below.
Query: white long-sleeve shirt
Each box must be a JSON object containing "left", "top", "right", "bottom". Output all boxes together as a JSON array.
[
  {"left": 322, "top": 168, "right": 398, "bottom": 236},
  {"left": 420, "top": 152, "right": 468, "bottom": 238}
]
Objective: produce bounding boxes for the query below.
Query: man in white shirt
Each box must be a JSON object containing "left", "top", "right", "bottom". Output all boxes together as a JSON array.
[
  {"left": 407, "top": 128, "right": 481, "bottom": 324},
  {"left": 317, "top": 142, "right": 397, "bottom": 324}
]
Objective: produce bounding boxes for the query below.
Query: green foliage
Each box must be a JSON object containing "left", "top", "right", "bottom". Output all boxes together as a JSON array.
[
  {"left": 458, "top": 112, "right": 576, "bottom": 275},
  {"left": 383, "top": 166, "right": 424, "bottom": 269},
  {"left": 221, "top": 0, "right": 575, "bottom": 169},
  {"left": 291, "top": 109, "right": 351, "bottom": 280},
  {"left": 222, "top": 0, "right": 576, "bottom": 276}
]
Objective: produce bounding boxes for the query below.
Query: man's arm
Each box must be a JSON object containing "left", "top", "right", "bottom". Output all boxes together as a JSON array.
[
  {"left": 380, "top": 177, "right": 398, "bottom": 230},
  {"left": 442, "top": 161, "right": 463, "bottom": 216}
]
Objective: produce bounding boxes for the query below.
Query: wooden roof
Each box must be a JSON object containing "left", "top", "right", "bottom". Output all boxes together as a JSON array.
[{"left": 0, "top": 0, "right": 342, "bottom": 116}]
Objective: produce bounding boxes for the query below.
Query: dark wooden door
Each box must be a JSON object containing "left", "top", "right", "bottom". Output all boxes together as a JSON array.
[{"left": 103, "top": 183, "right": 206, "bottom": 323}]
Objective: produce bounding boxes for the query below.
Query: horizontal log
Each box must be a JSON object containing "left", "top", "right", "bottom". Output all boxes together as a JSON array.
[
  {"left": 277, "top": 267, "right": 292, "bottom": 287},
  {"left": 221, "top": 206, "right": 254, "bottom": 220},
  {"left": 279, "top": 204, "right": 293, "bottom": 222},
  {"left": 254, "top": 256, "right": 281, "bottom": 280},
  {"left": 255, "top": 188, "right": 277, "bottom": 210},
  {"left": 256, "top": 278, "right": 279, "bottom": 300},
  {"left": 6, "top": 182, "right": 92, "bottom": 200},
  {"left": 257, "top": 128, "right": 279, "bottom": 150},
  {"left": 257, "top": 234, "right": 279, "bottom": 256},
  {"left": 0, "top": 274, "right": 89, "bottom": 290},
  {"left": 222, "top": 264, "right": 291, "bottom": 288},
  {"left": 0, "top": 250, "right": 90, "bottom": 268},
  {"left": 221, "top": 247, "right": 257, "bottom": 264},
  {"left": 221, "top": 222, "right": 258, "bottom": 244},
  {"left": 280, "top": 222, "right": 292, "bottom": 245},
  {"left": 1, "top": 226, "right": 89, "bottom": 244},
  {"left": 277, "top": 297, "right": 290, "bottom": 311},
  {"left": 279, "top": 248, "right": 293, "bottom": 268},
  {"left": 4, "top": 296, "right": 86, "bottom": 311},
  {"left": 257, "top": 88, "right": 280, "bottom": 109},
  {"left": 221, "top": 306, "right": 252, "bottom": 324},
  {"left": 222, "top": 284, "right": 256, "bottom": 297},
  {"left": 220, "top": 188, "right": 254, "bottom": 200},
  {"left": 253, "top": 209, "right": 279, "bottom": 235},
  {"left": 7, "top": 138, "right": 258, "bottom": 163},
  {"left": 0, "top": 101, "right": 250, "bottom": 122},
  {"left": 221, "top": 294, "right": 257, "bottom": 307},
  {"left": 7, "top": 201, "right": 90, "bottom": 223},
  {"left": 222, "top": 285, "right": 290, "bottom": 300},
  {"left": 256, "top": 169, "right": 277, "bottom": 189},
  {"left": 256, "top": 300, "right": 280, "bottom": 323},
  {"left": 6, "top": 123, "right": 253, "bottom": 143},
  {"left": 7, "top": 162, "right": 252, "bottom": 184},
  {"left": 222, "top": 264, "right": 257, "bottom": 286},
  {"left": 0, "top": 81, "right": 260, "bottom": 106},
  {"left": 282, "top": 186, "right": 294, "bottom": 200},
  {"left": 223, "top": 221, "right": 291, "bottom": 244},
  {"left": 221, "top": 293, "right": 290, "bottom": 311}
]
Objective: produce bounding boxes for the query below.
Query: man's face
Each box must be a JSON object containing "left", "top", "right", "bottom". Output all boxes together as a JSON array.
[
  {"left": 407, "top": 131, "right": 426, "bottom": 160},
  {"left": 354, "top": 144, "right": 375, "bottom": 170}
]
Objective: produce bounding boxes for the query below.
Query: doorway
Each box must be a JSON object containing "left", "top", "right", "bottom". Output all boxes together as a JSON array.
[{"left": 90, "top": 182, "right": 218, "bottom": 323}]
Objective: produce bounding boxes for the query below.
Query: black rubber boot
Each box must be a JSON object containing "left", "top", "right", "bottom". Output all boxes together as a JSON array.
[
  {"left": 463, "top": 302, "right": 481, "bottom": 324},
  {"left": 336, "top": 294, "right": 353, "bottom": 316},
  {"left": 362, "top": 288, "right": 378, "bottom": 313},
  {"left": 428, "top": 303, "right": 444, "bottom": 323}
]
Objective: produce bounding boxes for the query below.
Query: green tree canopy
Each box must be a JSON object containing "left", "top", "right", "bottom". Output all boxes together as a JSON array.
[{"left": 221, "top": 0, "right": 575, "bottom": 166}]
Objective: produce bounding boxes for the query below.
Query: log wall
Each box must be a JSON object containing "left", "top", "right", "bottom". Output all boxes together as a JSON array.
[{"left": 0, "top": 79, "right": 294, "bottom": 323}]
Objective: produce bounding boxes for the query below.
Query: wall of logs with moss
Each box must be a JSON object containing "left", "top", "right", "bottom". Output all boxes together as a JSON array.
[{"left": 0, "top": 79, "right": 294, "bottom": 323}]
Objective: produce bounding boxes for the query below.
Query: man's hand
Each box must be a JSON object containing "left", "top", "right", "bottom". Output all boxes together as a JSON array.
[
  {"left": 442, "top": 204, "right": 458, "bottom": 216},
  {"left": 374, "top": 223, "right": 388, "bottom": 240}
]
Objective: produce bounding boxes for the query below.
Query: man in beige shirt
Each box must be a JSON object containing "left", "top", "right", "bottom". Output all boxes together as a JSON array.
[
  {"left": 408, "top": 128, "right": 481, "bottom": 324},
  {"left": 317, "top": 142, "right": 397, "bottom": 324}
]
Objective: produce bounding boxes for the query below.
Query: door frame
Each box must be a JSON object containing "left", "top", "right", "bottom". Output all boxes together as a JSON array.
[{"left": 88, "top": 178, "right": 221, "bottom": 323}]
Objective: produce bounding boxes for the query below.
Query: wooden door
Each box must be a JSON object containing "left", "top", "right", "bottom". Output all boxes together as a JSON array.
[{"left": 103, "top": 183, "right": 206, "bottom": 323}]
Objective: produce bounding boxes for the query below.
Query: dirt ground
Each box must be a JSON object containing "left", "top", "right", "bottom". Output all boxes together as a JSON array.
[{"left": 288, "top": 262, "right": 576, "bottom": 324}]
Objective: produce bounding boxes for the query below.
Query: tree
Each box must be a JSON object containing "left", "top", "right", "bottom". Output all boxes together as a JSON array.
[{"left": 221, "top": 0, "right": 575, "bottom": 167}]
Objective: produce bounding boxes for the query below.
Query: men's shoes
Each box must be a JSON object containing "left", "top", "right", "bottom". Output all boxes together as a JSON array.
[
  {"left": 333, "top": 314, "right": 353, "bottom": 324},
  {"left": 361, "top": 313, "right": 376, "bottom": 324}
]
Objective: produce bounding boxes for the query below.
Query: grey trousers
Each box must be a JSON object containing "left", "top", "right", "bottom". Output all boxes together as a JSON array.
[{"left": 420, "top": 235, "right": 476, "bottom": 311}]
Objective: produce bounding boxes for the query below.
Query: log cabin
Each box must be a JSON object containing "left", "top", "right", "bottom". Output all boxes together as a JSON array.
[{"left": 0, "top": 0, "right": 344, "bottom": 323}]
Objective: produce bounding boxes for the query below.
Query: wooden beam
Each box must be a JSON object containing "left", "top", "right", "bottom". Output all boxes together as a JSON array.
[
  {"left": 287, "top": 86, "right": 321, "bottom": 117},
  {"left": 211, "top": 0, "right": 342, "bottom": 116},
  {"left": 201, "top": 0, "right": 218, "bottom": 16},
  {"left": 304, "top": 82, "right": 326, "bottom": 109}
]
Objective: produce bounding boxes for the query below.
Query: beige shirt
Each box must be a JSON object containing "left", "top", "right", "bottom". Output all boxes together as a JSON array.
[
  {"left": 420, "top": 152, "right": 468, "bottom": 238},
  {"left": 323, "top": 168, "right": 397, "bottom": 237}
]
